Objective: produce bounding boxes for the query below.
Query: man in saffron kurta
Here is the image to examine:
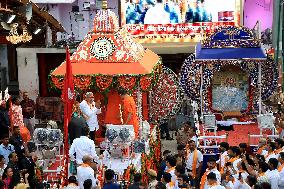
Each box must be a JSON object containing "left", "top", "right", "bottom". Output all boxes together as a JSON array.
[{"left": 121, "top": 94, "right": 139, "bottom": 138}]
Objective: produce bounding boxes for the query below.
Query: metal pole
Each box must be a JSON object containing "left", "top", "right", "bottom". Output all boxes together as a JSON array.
[
  {"left": 137, "top": 85, "right": 143, "bottom": 137},
  {"left": 200, "top": 65, "right": 203, "bottom": 119},
  {"left": 282, "top": 1, "right": 284, "bottom": 88},
  {"left": 258, "top": 62, "right": 262, "bottom": 115},
  {"left": 273, "top": 0, "right": 282, "bottom": 85}
]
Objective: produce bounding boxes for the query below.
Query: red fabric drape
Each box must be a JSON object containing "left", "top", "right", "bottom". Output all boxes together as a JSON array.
[
  {"left": 38, "top": 54, "right": 48, "bottom": 97},
  {"left": 142, "top": 92, "right": 149, "bottom": 121}
]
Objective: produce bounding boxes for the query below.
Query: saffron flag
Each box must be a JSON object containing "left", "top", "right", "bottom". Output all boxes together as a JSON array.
[{"left": 62, "top": 46, "right": 74, "bottom": 179}]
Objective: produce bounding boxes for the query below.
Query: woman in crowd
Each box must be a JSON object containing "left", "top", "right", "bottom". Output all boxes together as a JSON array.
[
  {"left": 2, "top": 168, "right": 13, "bottom": 189},
  {"left": 11, "top": 97, "right": 30, "bottom": 143}
]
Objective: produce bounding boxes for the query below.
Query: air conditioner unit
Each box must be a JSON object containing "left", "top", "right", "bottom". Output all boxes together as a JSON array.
[{"left": 83, "top": 2, "right": 91, "bottom": 10}]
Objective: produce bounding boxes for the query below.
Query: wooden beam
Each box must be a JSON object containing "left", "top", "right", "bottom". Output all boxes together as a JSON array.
[
  {"left": 0, "top": 35, "right": 9, "bottom": 44},
  {"left": 20, "top": 0, "right": 65, "bottom": 32}
]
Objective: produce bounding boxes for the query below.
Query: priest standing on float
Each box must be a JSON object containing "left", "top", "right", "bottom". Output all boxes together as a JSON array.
[
  {"left": 120, "top": 92, "right": 139, "bottom": 138},
  {"left": 80, "top": 92, "right": 101, "bottom": 141},
  {"left": 104, "top": 91, "right": 139, "bottom": 138}
]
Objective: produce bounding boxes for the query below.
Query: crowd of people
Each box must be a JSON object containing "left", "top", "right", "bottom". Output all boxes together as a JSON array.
[
  {"left": 66, "top": 118, "right": 284, "bottom": 189},
  {"left": 2, "top": 88, "right": 284, "bottom": 189},
  {"left": 0, "top": 92, "right": 38, "bottom": 189},
  {"left": 126, "top": 0, "right": 212, "bottom": 24}
]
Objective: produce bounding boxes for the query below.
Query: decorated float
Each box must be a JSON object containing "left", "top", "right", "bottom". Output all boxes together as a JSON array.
[
  {"left": 180, "top": 26, "right": 278, "bottom": 121},
  {"left": 49, "top": 0, "right": 182, "bottom": 186},
  {"left": 180, "top": 25, "right": 278, "bottom": 173}
]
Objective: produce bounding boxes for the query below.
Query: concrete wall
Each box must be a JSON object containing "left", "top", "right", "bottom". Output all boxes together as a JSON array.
[
  {"left": 38, "top": 0, "right": 119, "bottom": 41},
  {"left": 0, "top": 45, "right": 8, "bottom": 83},
  {"left": 16, "top": 48, "right": 66, "bottom": 101},
  {"left": 243, "top": 0, "right": 273, "bottom": 31}
]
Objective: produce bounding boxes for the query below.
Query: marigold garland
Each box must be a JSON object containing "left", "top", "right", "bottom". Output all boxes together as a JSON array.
[
  {"left": 74, "top": 76, "right": 92, "bottom": 90},
  {"left": 96, "top": 76, "right": 113, "bottom": 91},
  {"left": 140, "top": 75, "right": 152, "bottom": 91},
  {"left": 51, "top": 76, "right": 64, "bottom": 89},
  {"left": 118, "top": 76, "right": 137, "bottom": 91}
]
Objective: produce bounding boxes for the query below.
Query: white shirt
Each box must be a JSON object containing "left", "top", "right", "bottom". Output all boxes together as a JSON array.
[
  {"left": 0, "top": 164, "right": 6, "bottom": 178},
  {"left": 216, "top": 151, "right": 228, "bottom": 168},
  {"left": 233, "top": 171, "right": 249, "bottom": 182},
  {"left": 186, "top": 149, "right": 203, "bottom": 170},
  {"left": 279, "top": 165, "right": 284, "bottom": 189},
  {"left": 267, "top": 169, "right": 280, "bottom": 189},
  {"left": 80, "top": 100, "right": 101, "bottom": 131},
  {"left": 261, "top": 149, "right": 268, "bottom": 156},
  {"left": 165, "top": 182, "right": 178, "bottom": 189},
  {"left": 209, "top": 185, "right": 226, "bottom": 189},
  {"left": 232, "top": 180, "right": 251, "bottom": 189},
  {"left": 166, "top": 167, "right": 176, "bottom": 183},
  {"left": 232, "top": 158, "right": 242, "bottom": 172},
  {"left": 0, "top": 144, "right": 15, "bottom": 164},
  {"left": 144, "top": 3, "right": 170, "bottom": 24},
  {"left": 69, "top": 136, "right": 99, "bottom": 164},
  {"left": 204, "top": 168, "right": 221, "bottom": 189},
  {"left": 77, "top": 165, "right": 97, "bottom": 189},
  {"left": 265, "top": 152, "right": 277, "bottom": 163}
]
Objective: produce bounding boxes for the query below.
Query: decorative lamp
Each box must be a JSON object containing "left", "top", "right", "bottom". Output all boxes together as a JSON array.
[
  {"left": 20, "top": 25, "right": 32, "bottom": 42},
  {"left": 6, "top": 23, "right": 22, "bottom": 44}
]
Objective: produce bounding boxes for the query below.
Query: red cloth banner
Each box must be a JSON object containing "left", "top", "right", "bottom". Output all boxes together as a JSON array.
[
  {"left": 62, "top": 46, "right": 74, "bottom": 181},
  {"left": 126, "top": 22, "right": 235, "bottom": 36}
]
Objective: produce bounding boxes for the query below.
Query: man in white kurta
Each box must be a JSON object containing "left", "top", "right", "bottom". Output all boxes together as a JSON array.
[
  {"left": 216, "top": 142, "right": 229, "bottom": 170},
  {"left": 80, "top": 92, "right": 101, "bottom": 141},
  {"left": 144, "top": 0, "right": 170, "bottom": 24},
  {"left": 267, "top": 158, "right": 280, "bottom": 189},
  {"left": 278, "top": 152, "right": 284, "bottom": 189},
  {"left": 77, "top": 155, "right": 97, "bottom": 189},
  {"left": 69, "top": 126, "right": 99, "bottom": 164},
  {"left": 185, "top": 140, "right": 203, "bottom": 187},
  {"left": 200, "top": 157, "right": 221, "bottom": 189},
  {"left": 207, "top": 172, "right": 225, "bottom": 189}
]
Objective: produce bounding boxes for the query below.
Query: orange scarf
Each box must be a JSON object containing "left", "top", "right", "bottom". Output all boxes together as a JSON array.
[
  {"left": 257, "top": 146, "right": 266, "bottom": 154},
  {"left": 200, "top": 169, "right": 211, "bottom": 189},
  {"left": 228, "top": 156, "right": 239, "bottom": 163},
  {"left": 191, "top": 149, "right": 198, "bottom": 178},
  {"left": 166, "top": 166, "right": 175, "bottom": 173},
  {"left": 80, "top": 163, "right": 90, "bottom": 168},
  {"left": 265, "top": 151, "right": 274, "bottom": 159},
  {"left": 258, "top": 172, "right": 265, "bottom": 177},
  {"left": 209, "top": 182, "right": 218, "bottom": 187},
  {"left": 278, "top": 164, "right": 284, "bottom": 172},
  {"left": 167, "top": 181, "right": 175, "bottom": 189},
  {"left": 275, "top": 148, "right": 283, "bottom": 154},
  {"left": 278, "top": 127, "right": 283, "bottom": 135}
]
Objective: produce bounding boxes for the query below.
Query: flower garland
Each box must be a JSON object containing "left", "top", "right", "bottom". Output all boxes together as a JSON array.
[
  {"left": 51, "top": 75, "right": 64, "bottom": 89},
  {"left": 49, "top": 59, "right": 163, "bottom": 94},
  {"left": 73, "top": 76, "right": 92, "bottom": 90},
  {"left": 122, "top": 126, "right": 161, "bottom": 184},
  {"left": 123, "top": 164, "right": 137, "bottom": 184},
  {"left": 150, "top": 66, "right": 183, "bottom": 123},
  {"left": 95, "top": 75, "right": 114, "bottom": 91},
  {"left": 140, "top": 126, "right": 161, "bottom": 183},
  {"left": 140, "top": 75, "right": 153, "bottom": 91},
  {"left": 118, "top": 76, "right": 137, "bottom": 91},
  {"left": 180, "top": 55, "right": 278, "bottom": 113}
]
